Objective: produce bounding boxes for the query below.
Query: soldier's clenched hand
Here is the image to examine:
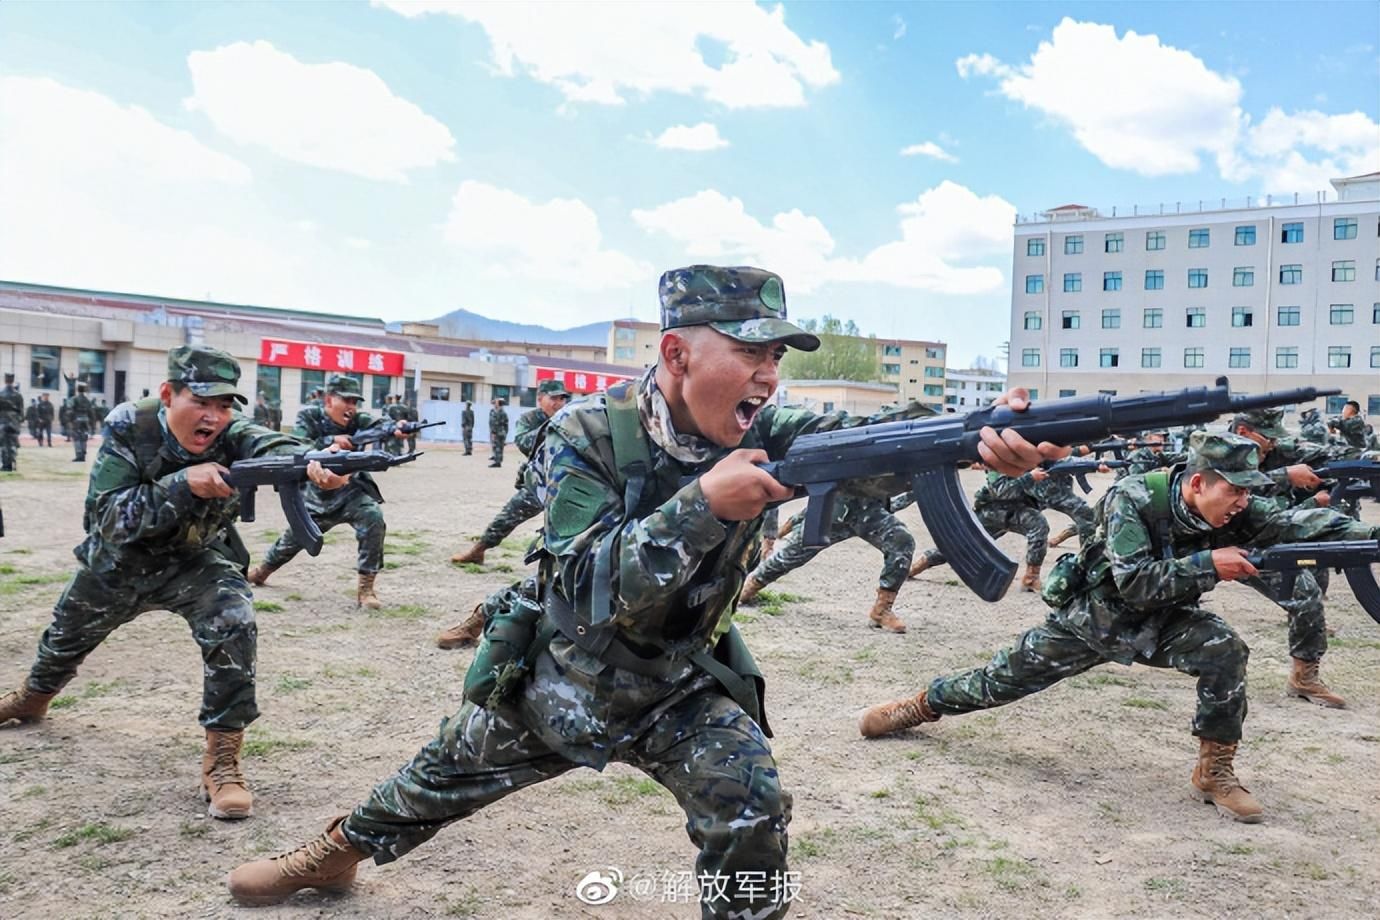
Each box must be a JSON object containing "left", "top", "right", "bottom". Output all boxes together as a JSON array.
[
  {"left": 1211, "top": 547, "right": 1258, "bottom": 581},
  {"left": 1285, "top": 464, "right": 1322, "bottom": 489},
  {"left": 700, "top": 449, "right": 793, "bottom": 521},
  {"left": 980, "top": 387, "right": 1071, "bottom": 476},
  {"left": 186, "top": 463, "right": 234, "bottom": 499}
]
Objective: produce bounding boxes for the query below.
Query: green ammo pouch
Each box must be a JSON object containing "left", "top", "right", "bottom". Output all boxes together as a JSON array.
[
  {"left": 462, "top": 586, "right": 551, "bottom": 710},
  {"left": 1040, "top": 552, "right": 1085, "bottom": 608}
]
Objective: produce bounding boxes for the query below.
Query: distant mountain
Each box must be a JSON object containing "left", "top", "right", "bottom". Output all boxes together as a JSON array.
[{"left": 421, "top": 308, "right": 625, "bottom": 346}]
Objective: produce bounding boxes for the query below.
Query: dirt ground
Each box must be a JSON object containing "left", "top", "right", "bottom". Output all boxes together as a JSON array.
[{"left": 1, "top": 435, "right": 1378, "bottom": 920}]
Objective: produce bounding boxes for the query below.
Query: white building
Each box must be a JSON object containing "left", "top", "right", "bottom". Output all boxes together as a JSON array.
[
  {"left": 1006, "top": 173, "right": 1380, "bottom": 418},
  {"left": 944, "top": 367, "right": 1007, "bottom": 411}
]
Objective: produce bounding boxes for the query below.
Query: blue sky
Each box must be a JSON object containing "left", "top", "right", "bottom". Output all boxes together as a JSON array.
[{"left": 2, "top": 1, "right": 1376, "bottom": 366}]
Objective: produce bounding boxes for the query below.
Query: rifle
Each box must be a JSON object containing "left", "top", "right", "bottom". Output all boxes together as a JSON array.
[
  {"left": 1312, "top": 458, "right": 1380, "bottom": 504},
  {"left": 1246, "top": 540, "right": 1380, "bottom": 625},
  {"left": 349, "top": 419, "right": 445, "bottom": 449},
  {"left": 757, "top": 377, "right": 1337, "bottom": 601},
  {"left": 1041, "top": 458, "right": 1130, "bottom": 494},
  {"left": 1087, "top": 438, "right": 1160, "bottom": 460},
  {"left": 226, "top": 449, "right": 420, "bottom": 555}
]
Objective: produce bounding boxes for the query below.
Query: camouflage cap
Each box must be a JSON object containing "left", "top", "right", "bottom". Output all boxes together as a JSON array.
[
  {"left": 537, "top": 379, "right": 571, "bottom": 398},
  {"left": 325, "top": 375, "right": 363, "bottom": 399},
  {"left": 658, "top": 265, "right": 820, "bottom": 352},
  {"left": 1234, "top": 407, "right": 1287, "bottom": 439},
  {"left": 1186, "top": 431, "right": 1273, "bottom": 488},
  {"left": 166, "top": 344, "right": 246, "bottom": 403}
]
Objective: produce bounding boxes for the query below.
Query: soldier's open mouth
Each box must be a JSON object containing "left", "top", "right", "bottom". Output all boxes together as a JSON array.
[{"left": 735, "top": 396, "right": 766, "bottom": 430}]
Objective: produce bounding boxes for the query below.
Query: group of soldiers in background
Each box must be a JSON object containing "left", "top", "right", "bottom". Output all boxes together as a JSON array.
[{"left": 0, "top": 372, "right": 105, "bottom": 469}]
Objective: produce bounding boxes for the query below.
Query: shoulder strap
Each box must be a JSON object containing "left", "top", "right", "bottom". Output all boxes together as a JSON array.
[
  {"left": 130, "top": 397, "right": 166, "bottom": 480},
  {"left": 1143, "top": 469, "right": 1173, "bottom": 561},
  {"left": 590, "top": 381, "right": 653, "bottom": 625}
]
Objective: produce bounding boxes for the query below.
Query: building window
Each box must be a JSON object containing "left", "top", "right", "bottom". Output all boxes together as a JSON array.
[
  {"left": 1103, "top": 271, "right": 1122, "bottom": 292},
  {"left": 924, "top": 365, "right": 944, "bottom": 378},
  {"left": 1334, "top": 217, "right": 1358, "bottom": 240},
  {"left": 1102, "top": 309, "right": 1121, "bottom": 329},
  {"left": 1063, "top": 273, "right": 1082, "bottom": 293},
  {"left": 30, "top": 344, "right": 60, "bottom": 390},
  {"left": 1278, "top": 305, "right": 1301, "bottom": 326},
  {"left": 1104, "top": 232, "right": 1123, "bottom": 253},
  {"left": 882, "top": 363, "right": 901, "bottom": 375},
  {"left": 1276, "top": 347, "right": 1299, "bottom": 369},
  {"left": 614, "top": 345, "right": 636, "bottom": 360},
  {"left": 615, "top": 327, "right": 636, "bottom": 342},
  {"left": 1371, "top": 346, "right": 1380, "bottom": 369},
  {"left": 1028, "top": 388, "right": 1039, "bottom": 400},
  {"left": 1064, "top": 235, "right": 1084, "bottom": 255},
  {"left": 1183, "top": 347, "right": 1205, "bottom": 369},
  {"left": 1330, "top": 304, "right": 1354, "bottom": 325},
  {"left": 1099, "top": 348, "right": 1119, "bottom": 368},
  {"left": 1328, "top": 347, "right": 1351, "bottom": 368},
  {"left": 255, "top": 365, "right": 282, "bottom": 412},
  {"left": 76, "top": 349, "right": 107, "bottom": 394},
  {"left": 1062, "top": 310, "right": 1080, "bottom": 330},
  {"left": 1059, "top": 348, "right": 1078, "bottom": 368},
  {"left": 1023, "top": 311, "right": 1042, "bottom": 330},
  {"left": 1228, "top": 347, "right": 1251, "bottom": 368},
  {"left": 822, "top": 401, "right": 835, "bottom": 413},
  {"left": 1186, "top": 307, "right": 1206, "bottom": 328},
  {"left": 430, "top": 386, "right": 453, "bottom": 401},
  {"left": 1026, "top": 238, "right": 1045, "bottom": 257},
  {"left": 1232, "top": 267, "right": 1254, "bottom": 287},
  {"left": 1188, "top": 228, "right": 1210, "bottom": 248},
  {"left": 1374, "top": 303, "right": 1380, "bottom": 324},
  {"left": 1021, "top": 349, "right": 1040, "bottom": 367},
  {"left": 923, "top": 384, "right": 944, "bottom": 397},
  {"left": 1281, "top": 222, "right": 1303, "bottom": 243},
  {"left": 1143, "top": 308, "right": 1163, "bottom": 328},
  {"left": 1141, "top": 347, "right": 1161, "bottom": 368},
  {"left": 1058, "top": 389, "right": 1076, "bottom": 398},
  {"left": 1279, "top": 264, "right": 1302, "bottom": 284},
  {"left": 1188, "top": 268, "right": 1208, "bottom": 288},
  {"left": 1234, "top": 225, "right": 1256, "bottom": 246},
  {"left": 1231, "top": 307, "right": 1253, "bottom": 327},
  {"left": 925, "top": 347, "right": 944, "bottom": 359},
  {"left": 1144, "top": 269, "right": 1164, "bottom": 290},
  {"left": 1332, "top": 260, "right": 1355, "bottom": 282},
  {"left": 944, "top": 395, "right": 957, "bottom": 405},
  {"left": 369, "top": 374, "right": 391, "bottom": 409},
  {"left": 1146, "top": 231, "right": 1165, "bottom": 251},
  {"left": 1370, "top": 396, "right": 1380, "bottom": 416},
  {"left": 883, "top": 344, "right": 902, "bottom": 357},
  {"left": 1375, "top": 259, "right": 1380, "bottom": 281},
  {"left": 1025, "top": 274, "right": 1044, "bottom": 294},
  {"left": 300, "top": 369, "right": 325, "bottom": 403},
  {"left": 459, "top": 381, "right": 474, "bottom": 402}
]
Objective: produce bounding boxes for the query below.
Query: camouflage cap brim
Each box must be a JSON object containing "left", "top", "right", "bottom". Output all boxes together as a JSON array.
[
  {"left": 1253, "top": 420, "right": 1288, "bottom": 439},
  {"left": 1215, "top": 467, "right": 1274, "bottom": 488},
  {"left": 709, "top": 318, "right": 820, "bottom": 352},
  {"left": 185, "top": 381, "right": 248, "bottom": 404}
]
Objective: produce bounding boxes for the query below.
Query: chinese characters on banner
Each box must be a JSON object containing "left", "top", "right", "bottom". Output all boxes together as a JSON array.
[
  {"left": 532, "top": 366, "right": 636, "bottom": 394},
  {"left": 259, "top": 338, "right": 406, "bottom": 376}
]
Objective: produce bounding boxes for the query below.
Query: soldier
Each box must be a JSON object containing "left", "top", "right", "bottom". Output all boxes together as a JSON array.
[
  {"left": 226, "top": 264, "right": 1054, "bottom": 911},
  {"left": 0, "top": 345, "right": 348, "bottom": 819},
  {"left": 461, "top": 400, "right": 475, "bottom": 455},
  {"left": 737, "top": 492, "right": 915, "bottom": 633},
  {"left": 402, "top": 397, "right": 420, "bottom": 454},
  {"left": 269, "top": 399, "right": 283, "bottom": 432},
  {"left": 1328, "top": 400, "right": 1370, "bottom": 453},
  {"left": 447, "top": 381, "right": 571, "bottom": 568},
  {"left": 25, "top": 397, "right": 39, "bottom": 442},
  {"left": 248, "top": 376, "right": 404, "bottom": 609},
  {"left": 1040, "top": 447, "right": 1106, "bottom": 549},
  {"left": 385, "top": 394, "right": 409, "bottom": 456},
  {"left": 908, "top": 468, "right": 1050, "bottom": 591},
  {"left": 0, "top": 373, "right": 23, "bottom": 471},
  {"left": 1298, "top": 407, "right": 1328, "bottom": 444},
  {"left": 860, "top": 433, "right": 1380, "bottom": 824},
  {"left": 252, "top": 393, "right": 272, "bottom": 427},
  {"left": 1114, "top": 430, "right": 1180, "bottom": 481},
  {"left": 488, "top": 396, "right": 509, "bottom": 467},
  {"left": 36, "top": 393, "right": 54, "bottom": 446},
  {"left": 66, "top": 382, "right": 100, "bottom": 462}
]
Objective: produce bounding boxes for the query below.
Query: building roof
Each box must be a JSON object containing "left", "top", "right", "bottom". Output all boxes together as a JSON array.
[
  {"left": 1047, "top": 203, "right": 1091, "bottom": 211},
  {"left": 779, "top": 379, "right": 899, "bottom": 393}
]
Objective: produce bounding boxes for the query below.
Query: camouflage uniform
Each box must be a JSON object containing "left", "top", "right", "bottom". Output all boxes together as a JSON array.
[
  {"left": 927, "top": 435, "right": 1379, "bottom": 743},
  {"left": 36, "top": 396, "right": 54, "bottom": 446},
  {"left": 260, "top": 377, "right": 390, "bottom": 575},
  {"left": 403, "top": 400, "right": 420, "bottom": 454},
  {"left": 383, "top": 398, "right": 407, "bottom": 456},
  {"left": 473, "top": 407, "right": 557, "bottom": 550},
  {"left": 335, "top": 266, "right": 916, "bottom": 920},
  {"left": 1298, "top": 409, "right": 1328, "bottom": 444},
  {"left": 1031, "top": 473, "right": 1097, "bottom": 544},
  {"left": 916, "top": 471, "right": 1049, "bottom": 569},
  {"left": 1328, "top": 413, "right": 1370, "bottom": 453},
  {"left": 488, "top": 402, "right": 509, "bottom": 466},
  {"left": 1115, "top": 445, "right": 1180, "bottom": 481},
  {"left": 16, "top": 347, "right": 301, "bottom": 729},
  {"left": 461, "top": 402, "right": 475, "bottom": 455},
  {"left": 67, "top": 388, "right": 98, "bottom": 461},
  {"left": 751, "top": 494, "right": 915, "bottom": 592},
  {"left": 0, "top": 375, "right": 23, "bottom": 471}
]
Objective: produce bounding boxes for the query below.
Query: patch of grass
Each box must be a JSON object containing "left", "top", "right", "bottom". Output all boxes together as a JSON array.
[
  {"left": 382, "top": 560, "right": 404, "bottom": 570},
  {"left": 734, "top": 612, "right": 756, "bottom": 624},
  {"left": 7, "top": 547, "right": 33, "bottom": 554},
  {"left": 1300, "top": 863, "right": 1331, "bottom": 881},
  {"left": 284, "top": 593, "right": 304, "bottom": 601},
  {"left": 49, "top": 679, "right": 124, "bottom": 711},
  {"left": 853, "top": 647, "right": 878, "bottom": 662},
  {"left": 792, "top": 829, "right": 836, "bottom": 859},
  {"left": 53, "top": 822, "right": 136, "bottom": 848},
  {"left": 262, "top": 530, "right": 280, "bottom": 541},
  {"left": 321, "top": 663, "right": 377, "bottom": 680},
  {"left": 794, "top": 660, "right": 852, "bottom": 686},
  {"left": 869, "top": 789, "right": 890, "bottom": 799},
  {"left": 1122, "top": 697, "right": 1169, "bottom": 710},
  {"left": 369, "top": 604, "right": 428, "bottom": 620},
  {"left": 19, "top": 785, "right": 46, "bottom": 799},
  {"left": 445, "top": 886, "right": 484, "bottom": 917},
  {"left": 0, "top": 563, "right": 16, "bottom": 574},
  {"left": 457, "top": 562, "right": 485, "bottom": 574},
  {"left": 276, "top": 675, "right": 312, "bottom": 692},
  {"left": 754, "top": 589, "right": 804, "bottom": 616},
  {"left": 384, "top": 540, "right": 427, "bottom": 556},
  {"left": 944, "top": 578, "right": 960, "bottom": 587},
  {"left": 0, "top": 869, "right": 12, "bottom": 894},
  {"left": 1064, "top": 885, "right": 1082, "bottom": 900},
  {"left": 12, "top": 818, "right": 52, "bottom": 842},
  {"left": 179, "top": 820, "right": 210, "bottom": 839},
  {"left": 1143, "top": 877, "right": 1187, "bottom": 898},
  {"left": 1071, "top": 672, "right": 1137, "bottom": 689},
  {"left": 0, "top": 570, "right": 68, "bottom": 595},
  {"left": 489, "top": 562, "right": 515, "bottom": 573},
  {"left": 912, "top": 794, "right": 965, "bottom": 830},
  {"left": 498, "top": 536, "right": 532, "bottom": 554},
  {"left": 599, "top": 775, "right": 669, "bottom": 806},
  {"left": 985, "top": 856, "right": 1040, "bottom": 892},
  {"left": 241, "top": 730, "right": 313, "bottom": 758},
  {"left": 1329, "top": 637, "right": 1380, "bottom": 651},
  {"left": 1218, "top": 842, "right": 1254, "bottom": 855},
  {"left": 253, "top": 600, "right": 284, "bottom": 613}
]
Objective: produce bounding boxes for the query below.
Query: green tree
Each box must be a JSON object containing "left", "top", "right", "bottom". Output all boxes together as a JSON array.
[{"left": 779, "top": 316, "right": 880, "bottom": 382}]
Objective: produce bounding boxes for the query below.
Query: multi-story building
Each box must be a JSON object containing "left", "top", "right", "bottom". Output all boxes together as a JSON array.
[
  {"left": 776, "top": 379, "right": 898, "bottom": 416},
  {"left": 607, "top": 319, "right": 662, "bottom": 368},
  {"left": 1007, "top": 172, "right": 1380, "bottom": 417},
  {"left": 945, "top": 367, "right": 1007, "bottom": 411}
]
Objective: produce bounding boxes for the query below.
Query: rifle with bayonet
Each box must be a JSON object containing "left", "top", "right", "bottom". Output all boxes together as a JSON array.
[{"left": 1246, "top": 540, "right": 1380, "bottom": 625}]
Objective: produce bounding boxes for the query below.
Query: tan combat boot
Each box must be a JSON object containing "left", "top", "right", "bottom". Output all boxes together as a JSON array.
[
  {"left": 201, "top": 729, "right": 254, "bottom": 820},
  {"left": 450, "top": 542, "right": 487, "bottom": 565},
  {"left": 907, "top": 555, "right": 931, "bottom": 580},
  {"left": 1047, "top": 526, "right": 1077, "bottom": 548},
  {"left": 436, "top": 604, "right": 486, "bottom": 650},
  {"left": 868, "top": 589, "right": 906, "bottom": 633},
  {"left": 0, "top": 685, "right": 58, "bottom": 727},
  {"left": 356, "top": 573, "right": 382, "bottom": 610},
  {"left": 859, "top": 690, "right": 940, "bottom": 738},
  {"left": 226, "top": 816, "right": 365, "bottom": 905},
  {"left": 1286, "top": 657, "right": 1346, "bottom": 708},
  {"left": 1019, "top": 565, "right": 1042, "bottom": 592},
  {"left": 1191, "top": 739, "right": 1264, "bottom": 823},
  {"left": 247, "top": 563, "right": 278, "bottom": 587},
  {"left": 737, "top": 575, "right": 766, "bottom": 606}
]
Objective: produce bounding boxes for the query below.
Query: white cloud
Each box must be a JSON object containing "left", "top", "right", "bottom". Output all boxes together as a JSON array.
[
  {"left": 632, "top": 180, "right": 1012, "bottom": 295},
  {"left": 345, "top": 237, "right": 373, "bottom": 249},
  {"left": 184, "top": 40, "right": 456, "bottom": 181},
  {"left": 653, "top": 122, "right": 729, "bottom": 151},
  {"left": 444, "top": 181, "right": 651, "bottom": 288},
  {"left": 1231, "top": 108, "right": 1380, "bottom": 194},
  {"left": 900, "top": 141, "right": 957, "bottom": 162},
  {"left": 892, "top": 15, "right": 907, "bottom": 41},
  {"left": 375, "top": 0, "right": 839, "bottom": 108}
]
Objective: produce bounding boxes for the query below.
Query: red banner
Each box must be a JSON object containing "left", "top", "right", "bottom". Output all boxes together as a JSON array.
[
  {"left": 259, "top": 338, "right": 405, "bottom": 376},
  {"left": 533, "top": 366, "right": 636, "bottom": 394}
]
